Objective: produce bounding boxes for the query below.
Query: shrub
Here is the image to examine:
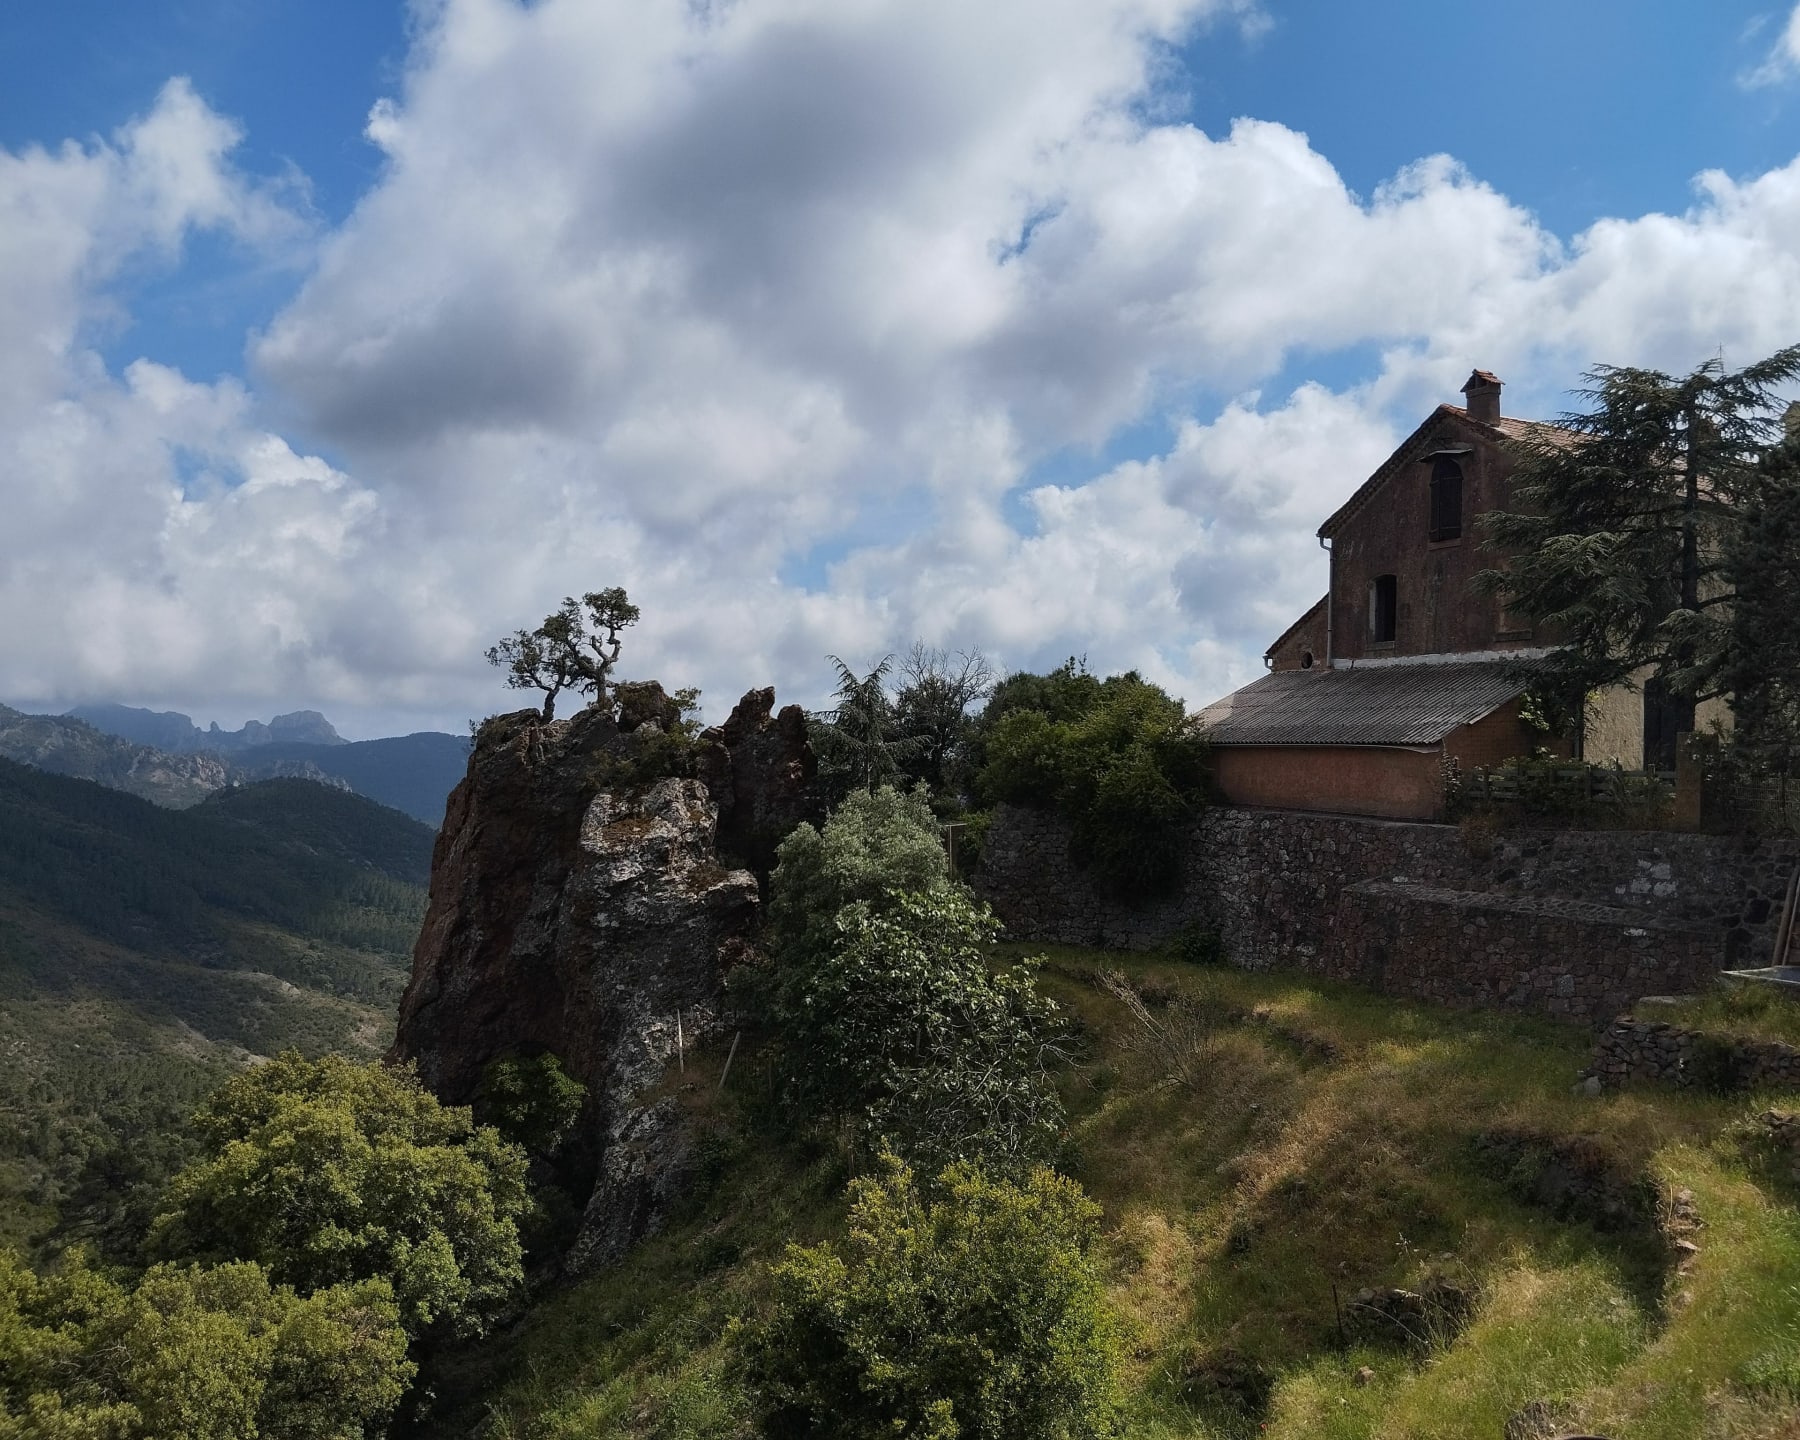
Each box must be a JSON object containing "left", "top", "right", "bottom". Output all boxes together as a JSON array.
[
  {"left": 976, "top": 667, "right": 1209, "bottom": 902},
  {"left": 736, "top": 1156, "right": 1123, "bottom": 1440},
  {"left": 791, "top": 889, "right": 1066, "bottom": 1172},
  {"left": 476, "top": 1052, "right": 587, "bottom": 1160},
  {"left": 0, "top": 1249, "right": 411, "bottom": 1439},
  {"left": 149, "top": 1052, "right": 530, "bottom": 1339},
  {"left": 765, "top": 785, "right": 949, "bottom": 973}
]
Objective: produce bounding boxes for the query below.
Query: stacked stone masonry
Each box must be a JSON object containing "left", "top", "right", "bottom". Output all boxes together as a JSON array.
[
  {"left": 977, "top": 805, "right": 1798, "bottom": 1025},
  {"left": 1586, "top": 1016, "right": 1800, "bottom": 1091}
]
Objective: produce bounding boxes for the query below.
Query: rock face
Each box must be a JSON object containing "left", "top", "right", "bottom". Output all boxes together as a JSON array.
[
  {"left": 391, "top": 685, "right": 819, "bottom": 1267},
  {"left": 699, "top": 686, "right": 821, "bottom": 879}
]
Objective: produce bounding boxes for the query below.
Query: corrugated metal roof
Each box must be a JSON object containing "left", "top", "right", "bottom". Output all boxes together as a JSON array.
[{"left": 1196, "top": 659, "right": 1536, "bottom": 747}]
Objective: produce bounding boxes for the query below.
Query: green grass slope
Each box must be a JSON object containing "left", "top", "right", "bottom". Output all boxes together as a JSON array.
[
  {"left": 0, "top": 760, "right": 431, "bottom": 1255},
  {"left": 443, "top": 950, "right": 1800, "bottom": 1440}
]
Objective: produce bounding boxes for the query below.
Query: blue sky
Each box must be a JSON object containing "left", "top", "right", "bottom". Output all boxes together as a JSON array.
[{"left": 3, "top": 0, "right": 1800, "bottom": 734}]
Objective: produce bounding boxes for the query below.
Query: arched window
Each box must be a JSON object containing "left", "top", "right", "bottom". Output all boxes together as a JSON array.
[
  {"left": 1429, "top": 458, "right": 1464, "bottom": 541},
  {"left": 1369, "top": 574, "right": 1397, "bottom": 644}
]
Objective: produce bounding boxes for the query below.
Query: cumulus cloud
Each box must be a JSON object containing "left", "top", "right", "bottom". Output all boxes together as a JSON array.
[
  {"left": 0, "top": 81, "right": 390, "bottom": 717},
  {"left": 11, "top": 2, "right": 1800, "bottom": 735}
]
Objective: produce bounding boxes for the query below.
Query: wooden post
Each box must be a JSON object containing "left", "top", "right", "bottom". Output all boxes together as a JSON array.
[
  {"left": 1773, "top": 865, "right": 1800, "bottom": 971},
  {"left": 1673, "top": 731, "right": 1703, "bottom": 831},
  {"left": 717, "top": 1031, "right": 741, "bottom": 1094}
]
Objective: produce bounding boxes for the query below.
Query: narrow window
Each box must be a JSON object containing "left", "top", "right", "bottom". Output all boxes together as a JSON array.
[
  {"left": 1370, "top": 574, "right": 1397, "bottom": 644},
  {"left": 1429, "top": 458, "right": 1464, "bottom": 541}
]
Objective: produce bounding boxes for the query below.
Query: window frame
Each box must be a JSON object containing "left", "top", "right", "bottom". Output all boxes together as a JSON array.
[
  {"left": 1369, "top": 573, "right": 1398, "bottom": 645},
  {"left": 1428, "top": 456, "right": 1465, "bottom": 543}
]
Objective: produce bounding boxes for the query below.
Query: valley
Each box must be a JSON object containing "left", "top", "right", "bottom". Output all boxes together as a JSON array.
[{"left": 0, "top": 760, "right": 432, "bottom": 1256}]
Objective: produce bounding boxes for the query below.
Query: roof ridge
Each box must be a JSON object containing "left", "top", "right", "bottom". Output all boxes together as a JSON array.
[
  {"left": 1317, "top": 404, "right": 1575, "bottom": 539},
  {"left": 1263, "top": 593, "right": 1327, "bottom": 660}
]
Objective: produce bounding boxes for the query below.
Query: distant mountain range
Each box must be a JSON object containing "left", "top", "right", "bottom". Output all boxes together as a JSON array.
[
  {"left": 67, "top": 703, "right": 347, "bottom": 754},
  {"left": 0, "top": 704, "right": 470, "bottom": 826}
]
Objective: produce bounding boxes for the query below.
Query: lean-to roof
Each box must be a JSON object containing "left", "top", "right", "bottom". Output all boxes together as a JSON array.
[{"left": 1196, "top": 658, "right": 1536, "bottom": 748}]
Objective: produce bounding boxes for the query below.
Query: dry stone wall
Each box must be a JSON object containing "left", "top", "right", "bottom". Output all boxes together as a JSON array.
[
  {"left": 1584, "top": 1014, "right": 1800, "bottom": 1091},
  {"left": 977, "top": 805, "right": 1797, "bottom": 1025}
]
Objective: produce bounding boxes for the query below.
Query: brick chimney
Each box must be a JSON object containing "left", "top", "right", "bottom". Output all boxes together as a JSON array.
[{"left": 1461, "top": 369, "right": 1503, "bottom": 425}]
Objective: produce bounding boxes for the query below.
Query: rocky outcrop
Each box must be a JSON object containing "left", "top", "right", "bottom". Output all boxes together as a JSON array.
[
  {"left": 699, "top": 686, "right": 821, "bottom": 879},
  {"left": 391, "top": 685, "right": 819, "bottom": 1268}
]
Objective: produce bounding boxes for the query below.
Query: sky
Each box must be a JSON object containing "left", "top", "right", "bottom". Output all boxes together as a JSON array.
[{"left": 4, "top": 1, "right": 1800, "bottom": 738}]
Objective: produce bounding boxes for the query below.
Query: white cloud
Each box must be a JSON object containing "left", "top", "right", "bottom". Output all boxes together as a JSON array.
[
  {"left": 10, "top": 3, "right": 1800, "bottom": 736},
  {"left": 1744, "top": 4, "right": 1800, "bottom": 87}
]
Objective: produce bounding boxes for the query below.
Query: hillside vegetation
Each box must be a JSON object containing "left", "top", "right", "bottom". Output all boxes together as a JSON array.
[
  {"left": 0, "top": 761, "right": 431, "bottom": 1257},
  {"left": 442, "top": 951, "right": 1800, "bottom": 1440}
]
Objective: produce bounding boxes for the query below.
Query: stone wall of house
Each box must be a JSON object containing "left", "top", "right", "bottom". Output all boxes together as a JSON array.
[
  {"left": 1583, "top": 1014, "right": 1800, "bottom": 1091},
  {"left": 977, "top": 804, "right": 1798, "bottom": 1024}
]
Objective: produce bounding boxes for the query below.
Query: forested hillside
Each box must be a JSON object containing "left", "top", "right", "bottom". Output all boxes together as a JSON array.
[{"left": 0, "top": 761, "right": 431, "bottom": 1255}]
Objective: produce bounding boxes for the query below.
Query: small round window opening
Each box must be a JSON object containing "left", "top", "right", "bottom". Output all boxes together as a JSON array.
[{"left": 1300, "top": 650, "right": 1315, "bottom": 669}]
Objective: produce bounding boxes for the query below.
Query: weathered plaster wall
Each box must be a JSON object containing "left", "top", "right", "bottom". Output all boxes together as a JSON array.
[{"left": 978, "top": 804, "right": 1798, "bottom": 1025}]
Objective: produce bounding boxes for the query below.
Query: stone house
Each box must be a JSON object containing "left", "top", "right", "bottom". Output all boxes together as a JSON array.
[{"left": 1196, "top": 370, "right": 1661, "bottom": 821}]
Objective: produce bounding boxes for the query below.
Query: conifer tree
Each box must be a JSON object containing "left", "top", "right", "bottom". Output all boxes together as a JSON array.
[{"left": 1477, "top": 346, "right": 1800, "bottom": 765}]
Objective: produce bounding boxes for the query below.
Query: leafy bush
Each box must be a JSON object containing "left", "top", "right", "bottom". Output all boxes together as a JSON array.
[
  {"left": 763, "top": 788, "right": 1064, "bottom": 1170},
  {"left": 765, "top": 786, "right": 949, "bottom": 973},
  {"left": 149, "top": 1052, "right": 529, "bottom": 1339},
  {"left": 788, "top": 890, "right": 1066, "bottom": 1172},
  {"left": 476, "top": 1052, "right": 587, "bottom": 1160},
  {"left": 0, "top": 1250, "right": 410, "bottom": 1439},
  {"left": 736, "top": 1156, "right": 1123, "bottom": 1440},
  {"left": 975, "top": 666, "right": 1209, "bottom": 901}
]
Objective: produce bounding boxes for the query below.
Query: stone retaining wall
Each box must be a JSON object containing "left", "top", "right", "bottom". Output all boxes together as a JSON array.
[
  {"left": 976, "top": 805, "right": 1798, "bottom": 1024},
  {"left": 1585, "top": 1015, "right": 1800, "bottom": 1091}
]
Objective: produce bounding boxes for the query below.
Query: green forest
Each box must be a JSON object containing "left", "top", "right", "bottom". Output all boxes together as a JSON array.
[{"left": 0, "top": 762, "right": 431, "bottom": 1261}]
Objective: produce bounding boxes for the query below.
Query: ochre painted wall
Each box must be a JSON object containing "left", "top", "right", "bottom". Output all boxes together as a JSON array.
[{"left": 1443, "top": 698, "right": 1569, "bottom": 770}]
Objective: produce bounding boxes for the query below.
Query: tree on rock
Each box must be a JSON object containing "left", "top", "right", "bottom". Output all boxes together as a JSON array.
[{"left": 487, "top": 587, "right": 641, "bottom": 721}]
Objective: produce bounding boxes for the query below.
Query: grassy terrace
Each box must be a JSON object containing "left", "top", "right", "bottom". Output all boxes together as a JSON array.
[
  {"left": 452, "top": 950, "right": 1800, "bottom": 1440},
  {"left": 1627, "top": 979, "right": 1800, "bottom": 1051}
]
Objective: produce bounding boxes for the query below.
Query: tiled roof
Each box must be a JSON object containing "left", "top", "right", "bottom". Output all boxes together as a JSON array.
[{"left": 1195, "top": 658, "right": 1536, "bottom": 747}]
